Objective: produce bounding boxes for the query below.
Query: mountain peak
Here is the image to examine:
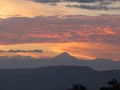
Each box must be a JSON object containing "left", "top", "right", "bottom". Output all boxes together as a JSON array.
[
  {"left": 59, "top": 52, "right": 71, "bottom": 56},
  {"left": 55, "top": 52, "right": 71, "bottom": 58},
  {"left": 53, "top": 52, "right": 77, "bottom": 61}
]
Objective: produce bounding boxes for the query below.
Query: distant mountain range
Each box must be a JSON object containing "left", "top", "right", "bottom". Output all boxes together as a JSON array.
[
  {"left": 0, "top": 66, "right": 120, "bottom": 90},
  {"left": 0, "top": 52, "right": 120, "bottom": 70}
]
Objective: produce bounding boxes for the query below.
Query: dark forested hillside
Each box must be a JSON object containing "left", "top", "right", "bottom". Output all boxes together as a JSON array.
[{"left": 0, "top": 66, "right": 120, "bottom": 90}]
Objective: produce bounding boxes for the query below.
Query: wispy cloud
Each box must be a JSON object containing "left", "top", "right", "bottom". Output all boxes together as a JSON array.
[
  {"left": 30, "top": 0, "right": 97, "bottom": 3},
  {"left": 0, "top": 50, "right": 43, "bottom": 53},
  {"left": 29, "top": 0, "right": 61, "bottom": 3},
  {"left": 65, "top": 0, "right": 96, "bottom": 3}
]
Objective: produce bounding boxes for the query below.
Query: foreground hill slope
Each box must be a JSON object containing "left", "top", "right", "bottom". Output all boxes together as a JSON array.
[{"left": 0, "top": 66, "right": 120, "bottom": 90}]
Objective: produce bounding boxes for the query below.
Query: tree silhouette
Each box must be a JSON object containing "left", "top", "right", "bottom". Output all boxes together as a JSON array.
[
  {"left": 68, "top": 84, "right": 87, "bottom": 90},
  {"left": 100, "top": 78, "right": 120, "bottom": 90}
]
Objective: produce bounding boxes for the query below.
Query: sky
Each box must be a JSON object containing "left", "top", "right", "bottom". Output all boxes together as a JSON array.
[{"left": 0, "top": 0, "right": 120, "bottom": 60}]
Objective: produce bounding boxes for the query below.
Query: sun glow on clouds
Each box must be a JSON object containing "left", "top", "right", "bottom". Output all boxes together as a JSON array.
[
  {"left": 0, "top": 42, "right": 120, "bottom": 60},
  {"left": 0, "top": 15, "right": 119, "bottom": 44},
  {"left": 0, "top": 0, "right": 120, "bottom": 61},
  {"left": 0, "top": 0, "right": 82, "bottom": 18},
  {"left": 103, "top": 27, "right": 116, "bottom": 35},
  {"left": 0, "top": 15, "right": 119, "bottom": 60}
]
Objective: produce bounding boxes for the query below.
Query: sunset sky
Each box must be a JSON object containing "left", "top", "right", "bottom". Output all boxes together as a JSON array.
[{"left": 0, "top": 0, "right": 120, "bottom": 60}]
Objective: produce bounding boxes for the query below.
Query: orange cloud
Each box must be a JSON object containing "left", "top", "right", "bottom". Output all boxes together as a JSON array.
[
  {"left": 49, "top": 42, "right": 120, "bottom": 60},
  {"left": 103, "top": 27, "right": 116, "bottom": 35},
  {"left": 0, "top": 15, "right": 119, "bottom": 44}
]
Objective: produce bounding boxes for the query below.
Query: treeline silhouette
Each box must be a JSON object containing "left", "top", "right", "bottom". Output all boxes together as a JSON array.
[{"left": 68, "top": 79, "right": 120, "bottom": 90}]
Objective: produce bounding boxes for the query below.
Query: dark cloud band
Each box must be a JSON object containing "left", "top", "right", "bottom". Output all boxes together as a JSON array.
[
  {"left": 30, "top": 0, "right": 97, "bottom": 3},
  {"left": 30, "top": 0, "right": 120, "bottom": 3},
  {"left": 66, "top": 4, "right": 120, "bottom": 10},
  {"left": 66, "top": 0, "right": 96, "bottom": 3},
  {"left": 0, "top": 50, "right": 43, "bottom": 53},
  {"left": 29, "top": 0, "right": 120, "bottom": 11},
  {"left": 29, "top": 0, "right": 61, "bottom": 3},
  {"left": 65, "top": 0, "right": 120, "bottom": 10}
]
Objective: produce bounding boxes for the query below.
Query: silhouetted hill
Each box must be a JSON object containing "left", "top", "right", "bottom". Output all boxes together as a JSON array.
[
  {"left": 0, "top": 66, "right": 120, "bottom": 90},
  {"left": 53, "top": 52, "right": 77, "bottom": 60},
  {"left": 51, "top": 52, "right": 79, "bottom": 65},
  {"left": 0, "top": 52, "right": 120, "bottom": 70}
]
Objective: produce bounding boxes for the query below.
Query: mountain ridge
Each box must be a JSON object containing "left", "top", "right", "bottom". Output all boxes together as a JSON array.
[
  {"left": 53, "top": 52, "right": 77, "bottom": 60},
  {"left": 0, "top": 52, "right": 120, "bottom": 70}
]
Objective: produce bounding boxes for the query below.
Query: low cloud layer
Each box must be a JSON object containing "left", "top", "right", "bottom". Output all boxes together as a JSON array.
[{"left": 0, "top": 50, "right": 43, "bottom": 53}]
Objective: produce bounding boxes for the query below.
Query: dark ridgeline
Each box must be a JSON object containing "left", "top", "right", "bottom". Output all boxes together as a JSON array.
[
  {"left": 0, "top": 52, "right": 120, "bottom": 70},
  {"left": 0, "top": 66, "right": 120, "bottom": 90}
]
